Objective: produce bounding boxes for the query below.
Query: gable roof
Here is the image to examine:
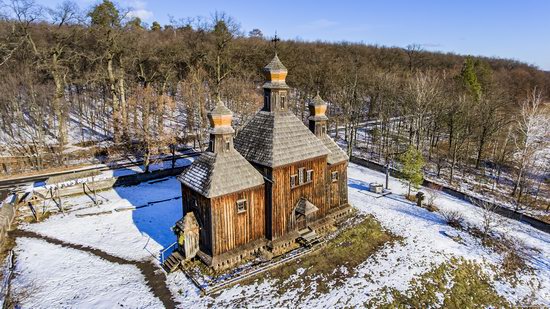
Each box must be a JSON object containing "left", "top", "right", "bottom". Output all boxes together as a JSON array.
[
  {"left": 319, "top": 135, "right": 349, "bottom": 165},
  {"left": 296, "top": 198, "right": 319, "bottom": 215},
  {"left": 178, "top": 150, "right": 264, "bottom": 198},
  {"left": 234, "top": 110, "right": 330, "bottom": 168}
]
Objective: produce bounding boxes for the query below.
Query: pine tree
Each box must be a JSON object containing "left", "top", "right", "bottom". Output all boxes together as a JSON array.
[
  {"left": 460, "top": 57, "right": 482, "bottom": 101},
  {"left": 399, "top": 145, "right": 426, "bottom": 196}
]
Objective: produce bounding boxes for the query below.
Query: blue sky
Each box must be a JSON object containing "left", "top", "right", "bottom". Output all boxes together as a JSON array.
[{"left": 39, "top": 0, "right": 550, "bottom": 71}]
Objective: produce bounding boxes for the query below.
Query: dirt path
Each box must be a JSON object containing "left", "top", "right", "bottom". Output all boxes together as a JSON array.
[{"left": 10, "top": 229, "right": 177, "bottom": 308}]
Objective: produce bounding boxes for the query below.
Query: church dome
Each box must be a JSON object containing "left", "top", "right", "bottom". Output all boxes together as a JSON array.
[
  {"left": 263, "top": 54, "right": 288, "bottom": 84},
  {"left": 208, "top": 99, "right": 234, "bottom": 134}
]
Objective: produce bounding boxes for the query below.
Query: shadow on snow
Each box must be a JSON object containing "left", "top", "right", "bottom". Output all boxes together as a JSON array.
[{"left": 112, "top": 176, "right": 183, "bottom": 259}]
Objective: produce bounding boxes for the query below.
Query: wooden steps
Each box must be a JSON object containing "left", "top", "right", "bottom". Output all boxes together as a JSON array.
[
  {"left": 162, "top": 250, "right": 184, "bottom": 273},
  {"left": 297, "top": 228, "right": 324, "bottom": 247}
]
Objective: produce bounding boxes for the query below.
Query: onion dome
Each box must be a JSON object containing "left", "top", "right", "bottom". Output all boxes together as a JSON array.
[
  {"left": 263, "top": 54, "right": 288, "bottom": 87},
  {"left": 308, "top": 92, "right": 329, "bottom": 121}
]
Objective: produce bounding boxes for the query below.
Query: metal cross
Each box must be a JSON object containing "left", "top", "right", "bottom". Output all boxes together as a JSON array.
[{"left": 271, "top": 32, "right": 280, "bottom": 52}]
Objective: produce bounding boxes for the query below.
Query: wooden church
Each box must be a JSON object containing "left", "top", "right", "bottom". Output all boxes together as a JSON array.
[{"left": 171, "top": 54, "right": 350, "bottom": 270}]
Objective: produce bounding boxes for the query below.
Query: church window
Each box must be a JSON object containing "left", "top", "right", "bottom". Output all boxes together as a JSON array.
[
  {"left": 290, "top": 174, "right": 297, "bottom": 188},
  {"left": 225, "top": 140, "right": 230, "bottom": 151},
  {"left": 281, "top": 95, "right": 286, "bottom": 109},
  {"left": 236, "top": 199, "right": 247, "bottom": 213},
  {"left": 331, "top": 171, "right": 339, "bottom": 182},
  {"left": 306, "top": 170, "right": 313, "bottom": 182}
]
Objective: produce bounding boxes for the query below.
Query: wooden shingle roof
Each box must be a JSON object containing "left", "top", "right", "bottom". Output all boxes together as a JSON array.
[
  {"left": 177, "top": 150, "right": 264, "bottom": 198},
  {"left": 319, "top": 135, "right": 349, "bottom": 165},
  {"left": 264, "top": 54, "right": 287, "bottom": 71},
  {"left": 234, "top": 110, "right": 330, "bottom": 168},
  {"left": 296, "top": 198, "right": 318, "bottom": 215}
]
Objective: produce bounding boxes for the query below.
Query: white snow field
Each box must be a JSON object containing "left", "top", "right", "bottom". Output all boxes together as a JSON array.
[
  {"left": 7, "top": 163, "right": 550, "bottom": 308},
  {"left": 11, "top": 237, "right": 164, "bottom": 309}
]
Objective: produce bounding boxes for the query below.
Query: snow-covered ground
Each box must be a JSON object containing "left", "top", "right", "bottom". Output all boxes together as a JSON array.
[
  {"left": 10, "top": 237, "right": 164, "bottom": 309},
  {"left": 23, "top": 177, "right": 184, "bottom": 262},
  {"left": 7, "top": 163, "right": 550, "bottom": 308}
]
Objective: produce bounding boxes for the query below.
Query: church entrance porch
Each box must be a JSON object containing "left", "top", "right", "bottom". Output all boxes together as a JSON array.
[{"left": 293, "top": 197, "right": 318, "bottom": 231}]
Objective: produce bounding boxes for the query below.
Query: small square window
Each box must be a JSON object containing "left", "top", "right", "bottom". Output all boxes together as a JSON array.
[
  {"left": 331, "top": 171, "right": 339, "bottom": 182},
  {"left": 236, "top": 199, "right": 247, "bottom": 213},
  {"left": 306, "top": 170, "right": 313, "bottom": 182}
]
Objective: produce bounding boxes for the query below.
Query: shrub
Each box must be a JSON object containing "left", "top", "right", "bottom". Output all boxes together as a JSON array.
[{"left": 441, "top": 210, "right": 464, "bottom": 228}]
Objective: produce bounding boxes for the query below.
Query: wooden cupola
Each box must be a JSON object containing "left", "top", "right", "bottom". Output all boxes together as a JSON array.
[
  {"left": 308, "top": 92, "right": 329, "bottom": 137},
  {"left": 207, "top": 99, "right": 235, "bottom": 153},
  {"left": 262, "top": 54, "right": 290, "bottom": 112}
]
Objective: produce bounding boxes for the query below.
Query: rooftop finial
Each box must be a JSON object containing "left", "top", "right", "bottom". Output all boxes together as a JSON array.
[
  {"left": 216, "top": 95, "right": 224, "bottom": 107},
  {"left": 271, "top": 31, "right": 280, "bottom": 54}
]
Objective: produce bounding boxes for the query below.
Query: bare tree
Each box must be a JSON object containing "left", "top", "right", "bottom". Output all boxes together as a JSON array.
[
  {"left": 471, "top": 198, "right": 502, "bottom": 239},
  {"left": 511, "top": 88, "right": 550, "bottom": 208}
]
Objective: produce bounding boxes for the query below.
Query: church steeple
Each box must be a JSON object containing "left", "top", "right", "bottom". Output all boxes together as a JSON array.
[
  {"left": 308, "top": 92, "right": 329, "bottom": 137},
  {"left": 207, "top": 99, "right": 235, "bottom": 153},
  {"left": 262, "top": 54, "right": 290, "bottom": 112}
]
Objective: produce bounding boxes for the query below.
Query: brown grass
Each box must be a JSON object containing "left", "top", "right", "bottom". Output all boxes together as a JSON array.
[
  {"left": 367, "top": 257, "right": 512, "bottom": 308},
  {"left": 465, "top": 226, "right": 532, "bottom": 283},
  {"left": 239, "top": 215, "right": 399, "bottom": 299}
]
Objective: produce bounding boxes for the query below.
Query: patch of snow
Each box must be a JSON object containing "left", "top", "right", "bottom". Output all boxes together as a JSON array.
[
  {"left": 11, "top": 237, "right": 163, "bottom": 308},
  {"left": 22, "top": 178, "right": 183, "bottom": 262}
]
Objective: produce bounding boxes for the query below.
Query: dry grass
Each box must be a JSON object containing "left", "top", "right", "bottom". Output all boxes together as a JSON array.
[
  {"left": 0, "top": 235, "right": 16, "bottom": 263},
  {"left": 240, "top": 215, "right": 399, "bottom": 298},
  {"left": 407, "top": 193, "right": 440, "bottom": 212},
  {"left": 465, "top": 226, "right": 532, "bottom": 283},
  {"left": 20, "top": 210, "right": 53, "bottom": 224},
  {"left": 368, "top": 257, "right": 512, "bottom": 308}
]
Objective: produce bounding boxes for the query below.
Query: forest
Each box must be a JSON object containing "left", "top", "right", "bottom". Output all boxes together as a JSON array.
[{"left": 0, "top": 0, "right": 549, "bottom": 216}]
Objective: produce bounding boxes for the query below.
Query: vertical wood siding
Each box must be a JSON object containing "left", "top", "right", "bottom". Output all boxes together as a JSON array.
[
  {"left": 328, "top": 162, "right": 348, "bottom": 209},
  {"left": 270, "top": 156, "right": 328, "bottom": 239},
  {"left": 181, "top": 185, "right": 213, "bottom": 255},
  {"left": 210, "top": 185, "right": 265, "bottom": 255}
]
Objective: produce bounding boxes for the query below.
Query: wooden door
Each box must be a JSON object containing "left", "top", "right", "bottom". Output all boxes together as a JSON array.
[{"left": 296, "top": 214, "right": 307, "bottom": 231}]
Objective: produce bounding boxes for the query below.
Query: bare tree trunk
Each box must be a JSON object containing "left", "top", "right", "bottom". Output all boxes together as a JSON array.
[
  {"left": 475, "top": 127, "right": 487, "bottom": 169},
  {"left": 107, "top": 55, "right": 121, "bottom": 143},
  {"left": 52, "top": 52, "right": 67, "bottom": 146},
  {"left": 450, "top": 144, "right": 458, "bottom": 185},
  {"left": 142, "top": 88, "right": 151, "bottom": 173},
  {"left": 118, "top": 74, "right": 127, "bottom": 139}
]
